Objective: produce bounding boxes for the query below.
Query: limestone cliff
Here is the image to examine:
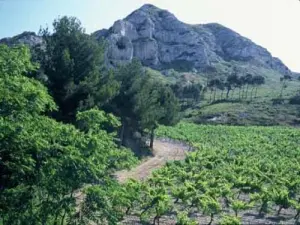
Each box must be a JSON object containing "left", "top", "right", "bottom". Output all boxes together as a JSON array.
[{"left": 94, "top": 4, "right": 291, "bottom": 75}]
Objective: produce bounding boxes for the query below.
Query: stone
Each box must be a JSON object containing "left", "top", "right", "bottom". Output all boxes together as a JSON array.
[
  {"left": 0, "top": 31, "right": 43, "bottom": 47},
  {"left": 1, "top": 4, "right": 294, "bottom": 76},
  {"left": 94, "top": 4, "right": 292, "bottom": 75}
]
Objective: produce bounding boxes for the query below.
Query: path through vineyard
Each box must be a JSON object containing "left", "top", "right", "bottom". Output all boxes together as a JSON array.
[{"left": 115, "top": 139, "right": 190, "bottom": 183}]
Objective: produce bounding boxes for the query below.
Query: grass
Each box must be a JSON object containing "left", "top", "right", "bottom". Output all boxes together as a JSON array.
[
  {"left": 184, "top": 64, "right": 300, "bottom": 126},
  {"left": 147, "top": 61, "right": 300, "bottom": 126},
  {"left": 187, "top": 101, "right": 300, "bottom": 126}
]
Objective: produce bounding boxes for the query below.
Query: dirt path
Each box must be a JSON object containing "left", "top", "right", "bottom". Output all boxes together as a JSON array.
[{"left": 115, "top": 139, "right": 190, "bottom": 183}]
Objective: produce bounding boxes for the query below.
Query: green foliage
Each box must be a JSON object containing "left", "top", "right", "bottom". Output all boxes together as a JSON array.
[
  {"left": 134, "top": 72, "right": 180, "bottom": 129},
  {"left": 0, "top": 45, "right": 56, "bottom": 115},
  {"left": 176, "top": 211, "right": 198, "bottom": 225},
  {"left": 76, "top": 107, "right": 121, "bottom": 134},
  {"left": 118, "top": 122, "right": 300, "bottom": 224},
  {"left": 108, "top": 60, "right": 180, "bottom": 148},
  {"left": 38, "top": 16, "right": 111, "bottom": 121},
  {"left": 219, "top": 215, "right": 241, "bottom": 225},
  {"left": 0, "top": 44, "right": 38, "bottom": 76},
  {"left": 0, "top": 41, "right": 137, "bottom": 225},
  {"left": 231, "top": 200, "right": 251, "bottom": 216},
  {"left": 80, "top": 182, "right": 129, "bottom": 225}
]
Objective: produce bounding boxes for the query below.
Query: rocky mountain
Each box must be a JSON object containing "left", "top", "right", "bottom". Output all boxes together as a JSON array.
[
  {"left": 0, "top": 4, "right": 292, "bottom": 76},
  {"left": 293, "top": 72, "right": 300, "bottom": 78},
  {"left": 94, "top": 4, "right": 291, "bottom": 75},
  {"left": 0, "top": 31, "right": 43, "bottom": 47}
]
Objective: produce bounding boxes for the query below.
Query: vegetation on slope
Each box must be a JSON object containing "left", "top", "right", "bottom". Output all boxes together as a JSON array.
[{"left": 177, "top": 62, "right": 300, "bottom": 126}]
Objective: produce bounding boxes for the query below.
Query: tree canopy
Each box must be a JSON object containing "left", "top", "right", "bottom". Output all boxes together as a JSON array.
[
  {"left": 0, "top": 43, "right": 137, "bottom": 225},
  {"left": 37, "top": 16, "right": 112, "bottom": 121}
]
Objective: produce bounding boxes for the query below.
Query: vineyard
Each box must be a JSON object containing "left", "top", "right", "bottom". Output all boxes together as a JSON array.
[{"left": 120, "top": 123, "right": 300, "bottom": 225}]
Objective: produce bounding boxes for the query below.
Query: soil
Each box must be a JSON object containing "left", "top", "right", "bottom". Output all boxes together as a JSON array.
[
  {"left": 115, "top": 139, "right": 190, "bottom": 183},
  {"left": 117, "top": 140, "right": 299, "bottom": 225}
]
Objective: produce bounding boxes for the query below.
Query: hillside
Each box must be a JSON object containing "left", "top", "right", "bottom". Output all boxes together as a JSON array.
[
  {"left": 1, "top": 4, "right": 293, "bottom": 77},
  {"left": 2, "top": 3, "right": 300, "bottom": 225},
  {"left": 94, "top": 4, "right": 291, "bottom": 76},
  {"left": 1, "top": 4, "right": 299, "bottom": 126}
]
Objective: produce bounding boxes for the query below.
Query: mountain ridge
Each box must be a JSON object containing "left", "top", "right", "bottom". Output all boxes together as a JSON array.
[
  {"left": 93, "top": 4, "right": 291, "bottom": 75},
  {"left": 0, "top": 4, "right": 293, "bottom": 76}
]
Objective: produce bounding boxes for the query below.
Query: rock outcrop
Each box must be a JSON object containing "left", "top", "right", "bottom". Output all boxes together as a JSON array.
[
  {"left": 0, "top": 31, "right": 43, "bottom": 47},
  {"left": 94, "top": 4, "right": 291, "bottom": 75},
  {"left": 0, "top": 4, "right": 292, "bottom": 76}
]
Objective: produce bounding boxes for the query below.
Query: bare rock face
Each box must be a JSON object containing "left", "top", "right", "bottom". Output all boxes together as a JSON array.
[
  {"left": 1, "top": 4, "right": 293, "bottom": 76},
  {"left": 0, "top": 32, "right": 43, "bottom": 47},
  {"left": 202, "top": 23, "right": 291, "bottom": 75},
  {"left": 94, "top": 4, "right": 291, "bottom": 75}
]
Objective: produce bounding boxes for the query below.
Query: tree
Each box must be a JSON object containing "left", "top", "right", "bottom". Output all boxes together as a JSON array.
[
  {"left": 0, "top": 44, "right": 137, "bottom": 225},
  {"left": 239, "top": 75, "right": 247, "bottom": 99},
  {"left": 216, "top": 79, "right": 225, "bottom": 100},
  {"left": 0, "top": 44, "right": 56, "bottom": 116},
  {"left": 109, "top": 59, "right": 145, "bottom": 146},
  {"left": 37, "top": 16, "right": 111, "bottom": 122},
  {"left": 208, "top": 78, "right": 222, "bottom": 102},
  {"left": 171, "top": 82, "right": 203, "bottom": 108},
  {"left": 244, "top": 73, "right": 253, "bottom": 99},
  {"left": 106, "top": 59, "right": 180, "bottom": 149},
  {"left": 134, "top": 72, "right": 180, "bottom": 149},
  {"left": 0, "top": 44, "right": 38, "bottom": 76},
  {"left": 226, "top": 74, "right": 239, "bottom": 99},
  {"left": 251, "top": 75, "right": 265, "bottom": 99}
]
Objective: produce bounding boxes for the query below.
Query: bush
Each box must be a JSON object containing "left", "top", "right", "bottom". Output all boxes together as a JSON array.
[
  {"left": 176, "top": 211, "right": 198, "bottom": 225},
  {"left": 219, "top": 215, "right": 241, "bottom": 225}
]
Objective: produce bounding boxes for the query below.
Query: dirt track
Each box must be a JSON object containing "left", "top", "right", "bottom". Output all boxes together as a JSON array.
[{"left": 115, "top": 139, "right": 189, "bottom": 183}]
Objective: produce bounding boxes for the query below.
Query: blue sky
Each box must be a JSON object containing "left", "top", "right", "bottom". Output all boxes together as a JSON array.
[
  {"left": 0, "top": 0, "right": 146, "bottom": 37},
  {"left": 0, "top": 0, "right": 299, "bottom": 72}
]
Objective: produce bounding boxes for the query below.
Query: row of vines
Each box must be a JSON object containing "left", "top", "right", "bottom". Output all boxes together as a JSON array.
[{"left": 116, "top": 123, "right": 300, "bottom": 224}]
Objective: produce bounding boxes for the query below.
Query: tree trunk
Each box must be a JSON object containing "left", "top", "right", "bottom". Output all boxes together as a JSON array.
[
  {"left": 209, "top": 90, "right": 213, "bottom": 102},
  {"left": 259, "top": 202, "right": 268, "bottom": 216},
  {"left": 119, "top": 121, "right": 125, "bottom": 147},
  {"left": 213, "top": 89, "right": 216, "bottom": 102},
  {"left": 208, "top": 214, "right": 214, "bottom": 225},
  {"left": 226, "top": 88, "right": 230, "bottom": 99},
  {"left": 126, "top": 206, "right": 131, "bottom": 215},
  {"left": 60, "top": 210, "right": 67, "bottom": 225},
  {"left": 150, "top": 128, "right": 155, "bottom": 149},
  {"left": 153, "top": 215, "right": 159, "bottom": 225},
  {"left": 54, "top": 211, "right": 60, "bottom": 225},
  {"left": 254, "top": 87, "right": 258, "bottom": 98},
  {"left": 277, "top": 206, "right": 283, "bottom": 215},
  {"left": 245, "top": 84, "right": 249, "bottom": 99},
  {"left": 241, "top": 85, "right": 245, "bottom": 99},
  {"left": 250, "top": 87, "right": 255, "bottom": 101}
]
